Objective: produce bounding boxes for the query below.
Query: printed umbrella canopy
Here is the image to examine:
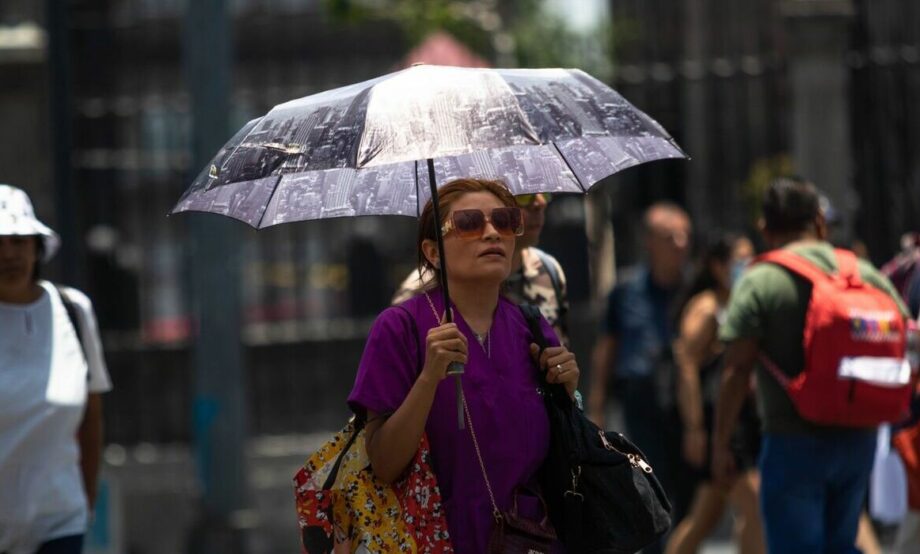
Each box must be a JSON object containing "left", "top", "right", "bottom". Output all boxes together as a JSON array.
[
  {"left": 173, "top": 65, "right": 685, "bottom": 227},
  {"left": 172, "top": 65, "right": 687, "bottom": 422}
]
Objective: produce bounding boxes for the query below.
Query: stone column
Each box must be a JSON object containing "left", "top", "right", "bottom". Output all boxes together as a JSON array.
[
  {"left": 681, "top": 0, "right": 711, "bottom": 231},
  {"left": 781, "top": 0, "right": 856, "bottom": 241}
]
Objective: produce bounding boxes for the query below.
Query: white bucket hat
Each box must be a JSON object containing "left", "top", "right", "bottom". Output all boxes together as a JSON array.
[{"left": 0, "top": 184, "right": 60, "bottom": 261}]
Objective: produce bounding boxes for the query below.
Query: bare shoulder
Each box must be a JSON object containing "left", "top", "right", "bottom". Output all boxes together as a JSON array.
[{"left": 684, "top": 289, "right": 719, "bottom": 319}]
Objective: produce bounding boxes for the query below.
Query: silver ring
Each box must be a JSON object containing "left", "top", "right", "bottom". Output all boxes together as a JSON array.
[{"left": 556, "top": 364, "right": 563, "bottom": 372}]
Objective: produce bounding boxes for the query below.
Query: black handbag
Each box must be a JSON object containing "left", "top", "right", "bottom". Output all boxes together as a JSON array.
[{"left": 520, "top": 304, "right": 672, "bottom": 554}]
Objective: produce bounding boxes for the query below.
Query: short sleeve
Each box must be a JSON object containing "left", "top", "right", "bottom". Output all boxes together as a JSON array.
[
  {"left": 347, "top": 306, "right": 422, "bottom": 417},
  {"left": 62, "top": 287, "right": 112, "bottom": 393},
  {"left": 719, "top": 268, "right": 767, "bottom": 343}
]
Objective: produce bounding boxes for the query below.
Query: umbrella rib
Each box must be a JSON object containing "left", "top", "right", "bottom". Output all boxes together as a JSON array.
[
  {"left": 414, "top": 160, "right": 421, "bottom": 217},
  {"left": 253, "top": 175, "right": 284, "bottom": 229},
  {"left": 551, "top": 142, "right": 589, "bottom": 193}
]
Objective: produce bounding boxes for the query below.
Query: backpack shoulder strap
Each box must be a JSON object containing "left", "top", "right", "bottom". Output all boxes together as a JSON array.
[
  {"left": 54, "top": 284, "right": 86, "bottom": 356},
  {"left": 834, "top": 248, "right": 863, "bottom": 286},
  {"left": 755, "top": 249, "right": 834, "bottom": 285}
]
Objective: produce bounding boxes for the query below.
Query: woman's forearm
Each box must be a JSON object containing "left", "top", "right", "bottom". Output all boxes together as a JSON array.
[
  {"left": 366, "top": 374, "right": 440, "bottom": 484},
  {"left": 77, "top": 394, "right": 104, "bottom": 510},
  {"left": 675, "top": 361, "right": 705, "bottom": 431}
]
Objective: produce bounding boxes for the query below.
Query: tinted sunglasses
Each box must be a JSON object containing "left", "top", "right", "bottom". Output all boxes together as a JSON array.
[
  {"left": 441, "top": 207, "right": 525, "bottom": 239},
  {"left": 515, "top": 193, "right": 552, "bottom": 207}
]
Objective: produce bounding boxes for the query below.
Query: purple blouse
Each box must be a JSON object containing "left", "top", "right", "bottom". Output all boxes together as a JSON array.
[{"left": 348, "top": 290, "right": 562, "bottom": 554}]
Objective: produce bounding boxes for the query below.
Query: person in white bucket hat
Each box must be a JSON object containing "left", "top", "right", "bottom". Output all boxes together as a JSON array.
[
  {"left": 0, "top": 184, "right": 112, "bottom": 554},
  {"left": 0, "top": 184, "right": 60, "bottom": 262}
]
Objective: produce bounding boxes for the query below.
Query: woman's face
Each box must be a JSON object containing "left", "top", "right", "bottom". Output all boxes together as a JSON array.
[
  {"left": 0, "top": 235, "right": 38, "bottom": 296},
  {"left": 425, "top": 191, "right": 515, "bottom": 286}
]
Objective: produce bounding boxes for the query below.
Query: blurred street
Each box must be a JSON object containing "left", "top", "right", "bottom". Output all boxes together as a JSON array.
[{"left": 2, "top": 0, "right": 919, "bottom": 553}]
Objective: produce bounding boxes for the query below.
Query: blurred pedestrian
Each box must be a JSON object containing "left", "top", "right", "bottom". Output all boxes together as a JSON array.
[
  {"left": 587, "top": 201, "right": 693, "bottom": 551},
  {"left": 665, "top": 232, "right": 764, "bottom": 554},
  {"left": 882, "top": 232, "right": 920, "bottom": 319},
  {"left": 393, "top": 192, "right": 570, "bottom": 344},
  {"left": 0, "top": 184, "right": 112, "bottom": 554},
  {"left": 350, "top": 178, "right": 580, "bottom": 553},
  {"left": 882, "top": 234, "right": 920, "bottom": 553},
  {"left": 713, "top": 176, "right": 910, "bottom": 553},
  {"left": 893, "top": 387, "right": 920, "bottom": 554}
]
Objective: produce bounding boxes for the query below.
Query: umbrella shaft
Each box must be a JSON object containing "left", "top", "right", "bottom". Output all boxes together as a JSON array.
[
  {"left": 427, "top": 158, "right": 465, "bottom": 431},
  {"left": 427, "top": 158, "right": 454, "bottom": 323}
]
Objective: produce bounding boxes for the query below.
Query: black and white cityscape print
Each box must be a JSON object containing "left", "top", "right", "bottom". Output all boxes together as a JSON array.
[{"left": 173, "top": 65, "right": 686, "bottom": 228}]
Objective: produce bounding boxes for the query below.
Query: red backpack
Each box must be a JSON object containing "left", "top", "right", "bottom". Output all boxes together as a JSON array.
[{"left": 757, "top": 248, "right": 913, "bottom": 427}]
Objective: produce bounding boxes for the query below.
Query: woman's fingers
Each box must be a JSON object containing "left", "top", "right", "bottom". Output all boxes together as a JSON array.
[
  {"left": 533, "top": 346, "right": 579, "bottom": 384},
  {"left": 427, "top": 325, "right": 468, "bottom": 348},
  {"left": 529, "top": 343, "right": 541, "bottom": 362},
  {"left": 421, "top": 329, "right": 468, "bottom": 382},
  {"left": 542, "top": 349, "right": 575, "bottom": 370},
  {"left": 547, "top": 364, "right": 579, "bottom": 384},
  {"left": 434, "top": 337, "right": 468, "bottom": 355}
]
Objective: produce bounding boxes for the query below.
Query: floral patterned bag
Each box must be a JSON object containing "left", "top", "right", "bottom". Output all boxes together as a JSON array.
[{"left": 293, "top": 417, "right": 453, "bottom": 553}]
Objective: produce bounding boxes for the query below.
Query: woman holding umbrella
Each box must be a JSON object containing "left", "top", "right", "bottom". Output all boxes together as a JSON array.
[{"left": 348, "top": 178, "right": 581, "bottom": 553}]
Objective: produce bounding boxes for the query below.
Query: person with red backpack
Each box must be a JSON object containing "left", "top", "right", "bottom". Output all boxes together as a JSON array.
[{"left": 712, "top": 177, "right": 913, "bottom": 554}]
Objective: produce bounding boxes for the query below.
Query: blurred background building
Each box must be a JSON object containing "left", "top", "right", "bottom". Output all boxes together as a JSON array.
[{"left": 1, "top": 0, "right": 918, "bottom": 552}]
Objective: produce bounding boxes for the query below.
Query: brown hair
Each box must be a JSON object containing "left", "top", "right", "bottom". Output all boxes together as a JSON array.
[{"left": 417, "top": 178, "right": 517, "bottom": 284}]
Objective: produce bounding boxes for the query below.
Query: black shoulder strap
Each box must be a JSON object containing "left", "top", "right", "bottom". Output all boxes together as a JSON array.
[
  {"left": 519, "top": 304, "right": 570, "bottom": 405},
  {"left": 520, "top": 303, "right": 549, "bottom": 351},
  {"left": 55, "top": 284, "right": 86, "bottom": 357}
]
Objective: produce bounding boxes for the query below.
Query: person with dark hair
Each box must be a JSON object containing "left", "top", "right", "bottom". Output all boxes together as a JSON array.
[
  {"left": 712, "top": 176, "right": 910, "bottom": 553},
  {"left": 587, "top": 201, "right": 693, "bottom": 552},
  {"left": 665, "top": 232, "right": 764, "bottom": 554},
  {"left": 0, "top": 184, "right": 112, "bottom": 554},
  {"left": 348, "top": 178, "right": 581, "bottom": 553}
]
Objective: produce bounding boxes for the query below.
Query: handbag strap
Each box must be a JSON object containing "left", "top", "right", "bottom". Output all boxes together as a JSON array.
[
  {"left": 320, "top": 417, "right": 365, "bottom": 490},
  {"left": 520, "top": 304, "right": 571, "bottom": 406},
  {"left": 462, "top": 392, "right": 503, "bottom": 522},
  {"left": 422, "top": 293, "right": 502, "bottom": 522}
]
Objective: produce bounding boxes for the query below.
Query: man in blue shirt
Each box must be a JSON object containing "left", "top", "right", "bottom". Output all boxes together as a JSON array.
[{"left": 588, "top": 202, "right": 692, "bottom": 551}]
